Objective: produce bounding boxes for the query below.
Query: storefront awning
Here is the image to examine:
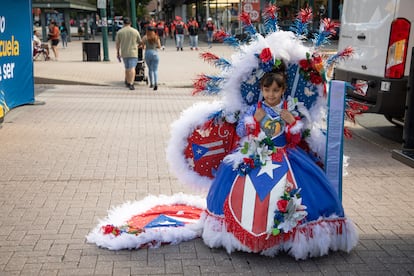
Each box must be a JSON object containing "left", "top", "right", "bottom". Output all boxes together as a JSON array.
[{"left": 32, "top": 0, "right": 96, "bottom": 11}]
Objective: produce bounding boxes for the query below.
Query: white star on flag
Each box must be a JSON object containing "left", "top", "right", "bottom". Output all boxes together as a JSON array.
[{"left": 257, "top": 162, "right": 280, "bottom": 179}]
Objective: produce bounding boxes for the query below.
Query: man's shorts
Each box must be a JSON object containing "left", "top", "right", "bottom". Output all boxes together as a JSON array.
[{"left": 123, "top": 57, "right": 138, "bottom": 69}]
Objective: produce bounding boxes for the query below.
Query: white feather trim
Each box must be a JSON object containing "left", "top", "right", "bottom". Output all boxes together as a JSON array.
[
  {"left": 166, "top": 101, "right": 224, "bottom": 190},
  {"left": 286, "top": 120, "right": 304, "bottom": 134},
  {"left": 203, "top": 213, "right": 359, "bottom": 260},
  {"left": 86, "top": 193, "right": 206, "bottom": 250}
]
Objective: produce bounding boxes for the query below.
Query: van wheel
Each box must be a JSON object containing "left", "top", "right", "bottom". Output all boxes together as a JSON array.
[{"left": 384, "top": 115, "right": 404, "bottom": 127}]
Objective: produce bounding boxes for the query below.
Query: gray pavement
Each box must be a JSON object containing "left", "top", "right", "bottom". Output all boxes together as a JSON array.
[
  {"left": 33, "top": 36, "right": 231, "bottom": 87},
  {"left": 0, "top": 35, "right": 413, "bottom": 275}
]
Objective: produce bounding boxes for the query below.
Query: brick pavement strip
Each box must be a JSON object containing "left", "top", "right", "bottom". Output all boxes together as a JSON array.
[{"left": 1, "top": 38, "right": 414, "bottom": 275}]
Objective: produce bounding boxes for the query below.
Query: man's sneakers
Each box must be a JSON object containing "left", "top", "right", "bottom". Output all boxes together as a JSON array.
[{"left": 125, "top": 80, "right": 135, "bottom": 90}]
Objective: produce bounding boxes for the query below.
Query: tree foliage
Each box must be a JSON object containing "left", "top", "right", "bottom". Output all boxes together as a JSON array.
[{"left": 87, "top": 0, "right": 151, "bottom": 19}]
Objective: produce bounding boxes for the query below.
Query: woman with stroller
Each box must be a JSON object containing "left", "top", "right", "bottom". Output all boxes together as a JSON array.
[{"left": 141, "top": 26, "right": 161, "bottom": 91}]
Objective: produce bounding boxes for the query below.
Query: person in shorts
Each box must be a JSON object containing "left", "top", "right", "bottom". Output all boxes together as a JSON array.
[
  {"left": 116, "top": 17, "right": 142, "bottom": 90},
  {"left": 48, "top": 21, "right": 60, "bottom": 60}
]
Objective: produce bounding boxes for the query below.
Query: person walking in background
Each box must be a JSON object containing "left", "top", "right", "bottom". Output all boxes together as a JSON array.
[
  {"left": 172, "top": 16, "right": 186, "bottom": 51},
  {"left": 116, "top": 17, "right": 142, "bottom": 90},
  {"left": 141, "top": 26, "right": 161, "bottom": 91},
  {"left": 59, "top": 22, "right": 68, "bottom": 48},
  {"left": 156, "top": 20, "right": 167, "bottom": 50},
  {"left": 140, "top": 16, "right": 150, "bottom": 36},
  {"left": 188, "top": 17, "right": 199, "bottom": 50},
  {"left": 48, "top": 21, "right": 60, "bottom": 60},
  {"left": 205, "top": 17, "right": 215, "bottom": 48},
  {"left": 90, "top": 18, "right": 97, "bottom": 40}
]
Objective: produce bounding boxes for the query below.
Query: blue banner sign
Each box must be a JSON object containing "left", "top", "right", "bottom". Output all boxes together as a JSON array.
[{"left": 0, "top": 2, "right": 35, "bottom": 122}]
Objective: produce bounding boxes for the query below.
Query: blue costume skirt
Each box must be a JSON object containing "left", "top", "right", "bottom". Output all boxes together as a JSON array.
[{"left": 203, "top": 145, "right": 358, "bottom": 259}]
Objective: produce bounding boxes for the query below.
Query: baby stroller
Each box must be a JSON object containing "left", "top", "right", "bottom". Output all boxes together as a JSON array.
[{"left": 135, "top": 48, "right": 148, "bottom": 83}]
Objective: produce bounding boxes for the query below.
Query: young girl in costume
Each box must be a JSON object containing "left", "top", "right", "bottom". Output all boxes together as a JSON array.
[
  {"left": 203, "top": 62, "right": 357, "bottom": 259},
  {"left": 87, "top": 6, "right": 358, "bottom": 260}
]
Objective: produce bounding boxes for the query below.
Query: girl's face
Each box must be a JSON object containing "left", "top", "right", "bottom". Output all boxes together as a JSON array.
[{"left": 262, "top": 81, "right": 285, "bottom": 107}]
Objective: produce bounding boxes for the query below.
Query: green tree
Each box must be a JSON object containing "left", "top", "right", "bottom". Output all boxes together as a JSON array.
[{"left": 86, "top": 0, "right": 151, "bottom": 19}]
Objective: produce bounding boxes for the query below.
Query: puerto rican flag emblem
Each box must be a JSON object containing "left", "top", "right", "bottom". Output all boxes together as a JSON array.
[
  {"left": 184, "top": 120, "right": 238, "bottom": 178},
  {"left": 225, "top": 155, "right": 297, "bottom": 248}
]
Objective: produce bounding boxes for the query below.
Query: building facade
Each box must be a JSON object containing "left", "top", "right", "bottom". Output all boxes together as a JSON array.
[
  {"left": 32, "top": 0, "right": 97, "bottom": 41},
  {"left": 162, "top": 0, "right": 342, "bottom": 34}
]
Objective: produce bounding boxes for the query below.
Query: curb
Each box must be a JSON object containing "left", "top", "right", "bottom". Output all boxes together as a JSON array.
[
  {"left": 34, "top": 77, "right": 108, "bottom": 86},
  {"left": 34, "top": 77, "right": 194, "bottom": 88}
]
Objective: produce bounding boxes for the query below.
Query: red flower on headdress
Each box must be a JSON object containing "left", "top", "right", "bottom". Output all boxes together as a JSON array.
[
  {"left": 309, "top": 71, "right": 323, "bottom": 84},
  {"left": 259, "top": 48, "right": 273, "bottom": 63},
  {"left": 299, "top": 53, "right": 326, "bottom": 85},
  {"left": 299, "top": 59, "right": 312, "bottom": 71}
]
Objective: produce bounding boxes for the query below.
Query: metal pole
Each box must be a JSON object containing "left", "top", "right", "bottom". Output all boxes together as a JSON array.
[
  {"left": 206, "top": 0, "right": 209, "bottom": 20},
  {"left": 110, "top": 0, "right": 115, "bottom": 41},
  {"left": 100, "top": 8, "right": 110, "bottom": 61},
  {"left": 131, "top": 0, "right": 137, "bottom": 29}
]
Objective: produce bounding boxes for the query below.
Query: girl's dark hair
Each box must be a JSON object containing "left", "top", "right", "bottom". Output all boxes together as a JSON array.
[{"left": 260, "top": 60, "right": 287, "bottom": 89}]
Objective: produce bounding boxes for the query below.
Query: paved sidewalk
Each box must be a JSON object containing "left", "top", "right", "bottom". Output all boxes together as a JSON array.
[
  {"left": 0, "top": 36, "right": 412, "bottom": 275},
  {"left": 33, "top": 36, "right": 230, "bottom": 87},
  {"left": 33, "top": 35, "right": 337, "bottom": 87}
]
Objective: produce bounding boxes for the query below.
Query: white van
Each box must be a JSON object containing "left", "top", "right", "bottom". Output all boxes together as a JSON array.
[{"left": 334, "top": 0, "right": 414, "bottom": 125}]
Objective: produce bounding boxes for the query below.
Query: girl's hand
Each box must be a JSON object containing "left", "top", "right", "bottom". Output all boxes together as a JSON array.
[
  {"left": 280, "top": 109, "right": 295, "bottom": 124},
  {"left": 254, "top": 102, "right": 266, "bottom": 122}
]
